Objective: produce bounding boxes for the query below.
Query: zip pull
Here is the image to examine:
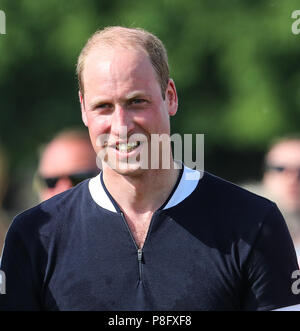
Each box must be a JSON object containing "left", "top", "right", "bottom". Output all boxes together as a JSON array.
[
  {"left": 138, "top": 249, "right": 143, "bottom": 263},
  {"left": 137, "top": 249, "right": 143, "bottom": 282}
]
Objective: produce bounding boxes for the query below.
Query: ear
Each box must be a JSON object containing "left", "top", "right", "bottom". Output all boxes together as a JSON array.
[
  {"left": 165, "top": 79, "right": 178, "bottom": 116},
  {"left": 79, "top": 91, "right": 88, "bottom": 127}
]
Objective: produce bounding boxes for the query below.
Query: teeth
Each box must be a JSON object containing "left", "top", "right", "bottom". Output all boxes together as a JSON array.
[{"left": 117, "top": 142, "right": 140, "bottom": 152}]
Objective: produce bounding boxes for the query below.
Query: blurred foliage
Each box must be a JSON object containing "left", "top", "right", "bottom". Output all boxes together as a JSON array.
[{"left": 1, "top": 0, "right": 300, "bottom": 184}]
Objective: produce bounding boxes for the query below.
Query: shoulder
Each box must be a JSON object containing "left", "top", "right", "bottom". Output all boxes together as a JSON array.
[
  {"left": 167, "top": 167, "right": 278, "bottom": 226},
  {"left": 7, "top": 179, "right": 91, "bottom": 242},
  {"left": 178, "top": 171, "right": 286, "bottom": 248},
  {"left": 198, "top": 171, "right": 276, "bottom": 217}
]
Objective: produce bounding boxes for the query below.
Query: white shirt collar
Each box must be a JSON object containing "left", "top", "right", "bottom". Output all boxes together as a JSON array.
[{"left": 88, "top": 165, "right": 203, "bottom": 213}]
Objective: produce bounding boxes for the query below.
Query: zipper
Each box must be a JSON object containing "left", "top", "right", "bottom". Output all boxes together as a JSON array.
[
  {"left": 120, "top": 211, "right": 143, "bottom": 282},
  {"left": 137, "top": 248, "right": 143, "bottom": 282}
]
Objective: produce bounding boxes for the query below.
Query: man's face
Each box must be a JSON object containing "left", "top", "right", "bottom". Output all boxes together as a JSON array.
[
  {"left": 263, "top": 140, "right": 300, "bottom": 213},
  {"left": 80, "top": 46, "right": 177, "bottom": 176},
  {"left": 38, "top": 138, "right": 98, "bottom": 201}
]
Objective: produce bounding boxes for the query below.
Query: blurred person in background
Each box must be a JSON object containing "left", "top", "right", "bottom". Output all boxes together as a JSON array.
[
  {"left": 34, "top": 128, "right": 99, "bottom": 202},
  {"left": 0, "top": 145, "right": 9, "bottom": 256},
  {"left": 262, "top": 135, "right": 300, "bottom": 260}
]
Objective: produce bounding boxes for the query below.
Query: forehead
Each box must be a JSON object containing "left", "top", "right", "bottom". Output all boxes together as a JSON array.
[
  {"left": 267, "top": 140, "right": 300, "bottom": 164},
  {"left": 82, "top": 46, "right": 160, "bottom": 96},
  {"left": 39, "top": 138, "right": 96, "bottom": 175}
]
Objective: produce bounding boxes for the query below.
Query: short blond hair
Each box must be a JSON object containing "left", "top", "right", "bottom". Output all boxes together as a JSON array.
[{"left": 76, "top": 26, "right": 169, "bottom": 98}]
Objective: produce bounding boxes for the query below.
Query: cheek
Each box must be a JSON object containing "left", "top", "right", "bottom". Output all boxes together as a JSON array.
[
  {"left": 136, "top": 106, "right": 170, "bottom": 131},
  {"left": 85, "top": 117, "right": 108, "bottom": 151},
  {"left": 266, "top": 174, "right": 286, "bottom": 191},
  {"left": 148, "top": 113, "right": 170, "bottom": 134},
  {"left": 87, "top": 114, "right": 110, "bottom": 135}
]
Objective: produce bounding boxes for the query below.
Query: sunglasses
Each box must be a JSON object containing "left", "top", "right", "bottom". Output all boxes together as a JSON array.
[{"left": 36, "top": 170, "right": 98, "bottom": 189}]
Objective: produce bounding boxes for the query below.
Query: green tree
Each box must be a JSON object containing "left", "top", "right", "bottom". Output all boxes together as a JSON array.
[{"left": 1, "top": 0, "right": 300, "bottom": 184}]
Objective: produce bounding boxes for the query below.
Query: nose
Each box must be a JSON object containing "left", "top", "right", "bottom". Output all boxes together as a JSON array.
[
  {"left": 110, "top": 104, "right": 134, "bottom": 138},
  {"left": 55, "top": 177, "right": 73, "bottom": 191},
  {"left": 49, "top": 177, "right": 72, "bottom": 195}
]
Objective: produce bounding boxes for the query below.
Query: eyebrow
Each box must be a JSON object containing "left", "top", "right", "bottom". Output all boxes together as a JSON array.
[
  {"left": 88, "top": 91, "right": 151, "bottom": 109},
  {"left": 125, "top": 90, "right": 150, "bottom": 99}
]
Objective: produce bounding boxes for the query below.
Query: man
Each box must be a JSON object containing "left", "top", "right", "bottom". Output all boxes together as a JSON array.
[
  {"left": 0, "top": 26, "right": 299, "bottom": 311},
  {"left": 262, "top": 136, "right": 300, "bottom": 262},
  {"left": 34, "top": 128, "right": 99, "bottom": 201}
]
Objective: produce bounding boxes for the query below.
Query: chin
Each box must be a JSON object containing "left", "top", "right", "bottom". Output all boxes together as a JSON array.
[{"left": 106, "top": 160, "right": 146, "bottom": 177}]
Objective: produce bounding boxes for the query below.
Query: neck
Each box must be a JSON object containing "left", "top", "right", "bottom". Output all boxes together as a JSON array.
[{"left": 102, "top": 163, "right": 180, "bottom": 215}]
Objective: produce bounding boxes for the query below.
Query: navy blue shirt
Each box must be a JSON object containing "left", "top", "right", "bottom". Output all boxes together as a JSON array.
[{"left": 0, "top": 166, "right": 299, "bottom": 310}]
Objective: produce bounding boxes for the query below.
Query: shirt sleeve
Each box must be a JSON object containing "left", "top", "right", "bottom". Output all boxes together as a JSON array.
[
  {"left": 243, "top": 204, "right": 300, "bottom": 311},
  {"left": 0, "top": 217, "right": 43, "bottom": 311}
]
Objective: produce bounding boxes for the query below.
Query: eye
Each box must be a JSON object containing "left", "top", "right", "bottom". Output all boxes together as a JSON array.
[
  {"left": 96, "top": 103, "right": 112, "bottom": 109},
  {"left": 91, "top": 103, "right": 113, "bottom": 112},
  {"left": 129, "top": 98, "right": 148, "bottom": 105}
]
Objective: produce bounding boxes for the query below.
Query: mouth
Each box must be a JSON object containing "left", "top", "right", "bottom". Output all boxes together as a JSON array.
[{"left": 115, "top": 141, "right": 141, "bottom": 153}]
